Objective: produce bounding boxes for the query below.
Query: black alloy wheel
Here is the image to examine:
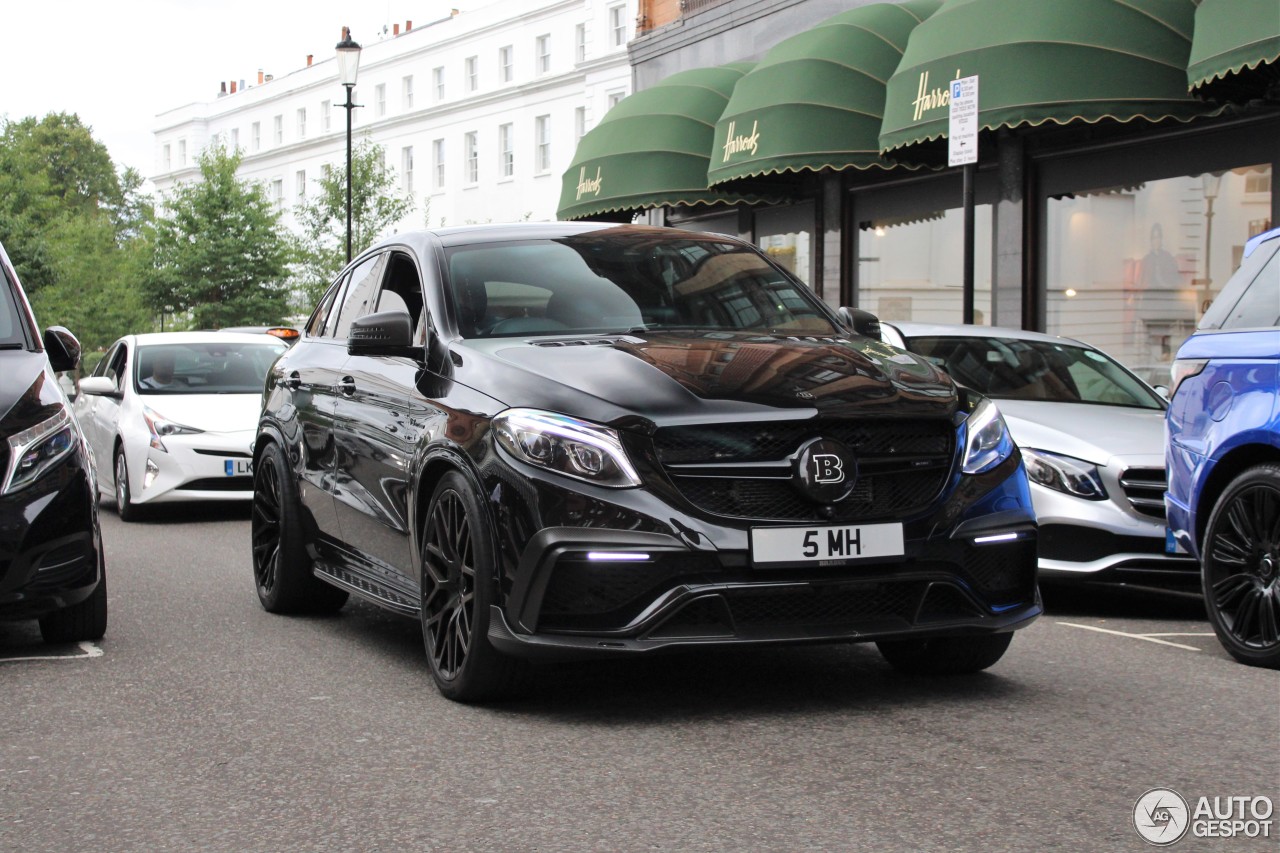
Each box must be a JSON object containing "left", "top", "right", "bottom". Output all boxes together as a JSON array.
[
  {"left": 1203, "top": 464, "right": 1280, "bottom": 668},
  {"left": 251, "top": 441, "right": 347, "bottom": 614},
  {"left": 420, "top": 471, "right": 524, "bottom": 702}
]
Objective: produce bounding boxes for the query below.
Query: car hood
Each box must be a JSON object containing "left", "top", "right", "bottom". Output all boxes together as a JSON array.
[
  {"left": 995, "top": 400, "right": 1167, "bottom": 466},
  {"left": 453, "top": 330, "right": 957, "bottom": 428},
  {"left": 135, "top": 392, "right": 262, "bottom": 434}
]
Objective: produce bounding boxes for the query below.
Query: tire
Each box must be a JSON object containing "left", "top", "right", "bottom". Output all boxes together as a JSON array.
[
  {"left": 114, "top": 449, "right": 141, "bottom": 522},
  {"left": 251, "top": 441, "right": 348, "bottom": 614},
  {"left": 419, "top": 470, "right": 525, "bottom": 702},
  {"left": 39, "top": 553, "right": 108, "bottom": 644},
  {"left": 877, "top": 632, "right": 1013, "bottom": 675},
  {"left": 1201, "top": 464, "right": 1280, "bottom": 669}
]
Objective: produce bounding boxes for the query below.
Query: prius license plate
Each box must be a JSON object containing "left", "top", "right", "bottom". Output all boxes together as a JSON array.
[
  {"left": 225, "top": 459, "right": 252, "bottom": 476},
  {"left": 750, "top": 522, "right": 904, "bottom": 567}
]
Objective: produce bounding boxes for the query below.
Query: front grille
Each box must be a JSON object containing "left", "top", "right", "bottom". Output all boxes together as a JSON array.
[
  {"left": 652, "top": 418, "right": 953, "bottom": 522},
  {"left": 963, "top": 541, "right": 1036, "bottom": 600},
  {"left": 1119, "top": 468, "right": 1166, "bottom": 520},
  {"left": 193, "top": 449, "right": 253, "bottom": 459},
  {"left": 178, "top": 477, "right": 253, "bottom": 492}
]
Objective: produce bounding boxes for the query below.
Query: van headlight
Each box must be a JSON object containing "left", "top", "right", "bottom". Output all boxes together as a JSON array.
[
  {"left": 961, "top": 396, "right": 1015, "bottom": 475},
  {"left": 493, "top": 409, "right": 641, "bottom": 488},
  {"left": 4, "top": 406, "right": 77, "bottom": 494}
]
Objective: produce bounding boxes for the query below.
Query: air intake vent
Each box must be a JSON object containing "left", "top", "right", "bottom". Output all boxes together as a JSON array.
[{"left": 1119, "top": 468, "right": 1167, "bottom": 520}]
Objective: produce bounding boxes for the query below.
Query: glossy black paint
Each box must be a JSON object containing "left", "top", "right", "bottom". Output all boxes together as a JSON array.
[{"left": 258, "top": 223, "right": 1039, "bottom": 657}]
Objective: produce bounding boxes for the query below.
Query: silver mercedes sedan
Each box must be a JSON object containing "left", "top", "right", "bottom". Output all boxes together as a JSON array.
[{"left": 881, "top": 322, "right": 1197, "bottom": 588}]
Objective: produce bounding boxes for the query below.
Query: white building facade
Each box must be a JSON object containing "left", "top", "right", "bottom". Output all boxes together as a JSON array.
[{"left": 152, "top": 0, "right": 635, "bottom": 233}]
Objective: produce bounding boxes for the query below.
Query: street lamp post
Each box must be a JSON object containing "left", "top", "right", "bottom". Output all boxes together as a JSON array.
[{"left": 335, "top": 27, "right": 362, "bottom": 264}]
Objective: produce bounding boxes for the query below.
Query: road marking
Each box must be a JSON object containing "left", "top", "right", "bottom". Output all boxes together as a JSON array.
[
  {"left": 0, "top": 642, "right": 103, "bottom": 663},
  {"left": 1141, "top": 632, "right": 1216, "bottom": 638},
  {"left": 1056, "top": 622, "right": 1201, "bottom": 651}
]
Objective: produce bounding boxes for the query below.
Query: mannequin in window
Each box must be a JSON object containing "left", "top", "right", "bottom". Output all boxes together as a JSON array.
[
  {"left": 1138, "top": 223, "right": 1180, "bottom": 291},
  {"left": 139, "top": 353, "right": 176, "bottom": 389}
]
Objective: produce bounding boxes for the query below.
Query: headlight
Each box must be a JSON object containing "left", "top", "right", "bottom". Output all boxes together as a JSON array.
[
  {"left": 1022, "top": 448, "right": 1107, "bottom": 500},
  {"left": 4, "top": 406, "right": 77, "bottom": 494},
  {"left": 493, "top": 408, "right": 641, "bottom": 488},
  {"left": 143, "top": 405, "right": 203, "bottom": 452},
  {"left": 961, "top": 396, "right": 1015, "bottom": 475}
]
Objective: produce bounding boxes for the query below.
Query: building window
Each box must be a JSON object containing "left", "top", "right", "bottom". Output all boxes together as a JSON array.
[
  {"left": 607, "top": 90, "right": 625, "bottom": 110},
  {"left": 375, "top": 84, "right": 386, "bottom": 117},
  {"left": 536, "top": 34, "right": 551, "bottom": 74},
  {"left": 1044, "top": 164, "right": 1273, "bottom": 373},
  {"left": 433, "top": 66, "right": 445, "bottom": 100},
  {"left": 464, "top": 132, "right": 478, "bottom": 183},
  {"left": 296, "top": 108, "right": 306, "bottom": 140},
  {"left": 230, "top": 128, "right": 239, "bottom": 150},
  {"left": 273, "top": 115, "right": 283, "bottom": 145},
  {"left": 401, "top": 146, "right": 414, "bottom": 194},
  {"left": 432, "top": 138, "right": 445, "bottom": 189},
  {"left": 609, "top": 4, "right": 627, "bottom": 47},
  {"left": 498, "top": 123, "right": 513, "bottom": 178},
  {"left": 321, "top": 100, "right": 331, "bottom": 132},
  {"left": 535, "top": 115, "right": 551, "bottom": 173},
  {"left": 574, "top": 106, "right": 587, "bottom": 143},
  {"left": 402, "top": 75, "right": 414, "bottom": 110},
  {"left": 178, "top": 139, "right": 186, "bottom": 166},
  {"left": 251, "top": 122, "right": 261, "bottom": 151},
  {"left": 295, "top": 169, "right": 306, "bottom": 200},
  {"left": 575, "top": 24, "right": 586, "bottom": 63},
  {"left": 162, "top": 144, "right": 171, "bottom": 171},
  {"left": 466, "top": 56, "right": 478, "bottom": 92},
  {"left": 270, "top": 178, "right": 283, "bottom": 210},
  {"left": 499, "top": 45, "right": 513, "bottom": 83}
]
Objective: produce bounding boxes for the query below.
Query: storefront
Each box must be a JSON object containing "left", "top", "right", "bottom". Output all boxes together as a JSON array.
[{"left": 558, "top": 0, "right": 1279, "bottom": 377}]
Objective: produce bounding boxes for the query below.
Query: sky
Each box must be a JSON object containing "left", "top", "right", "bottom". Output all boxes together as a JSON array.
[{"left": 1, "top": 1, "right": 482, "bottom": 180}]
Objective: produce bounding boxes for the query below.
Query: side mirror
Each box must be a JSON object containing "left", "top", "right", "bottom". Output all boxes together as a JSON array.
[
  {"left": 1154, "top": 385, "right": 1170, "bottom": 399},
  {"left": 837, "top": 307, "right": 882, "bottom": 339},
  {"left": 79, "top": 376, "right": 119, "bottom": 397},
  {"left": 44, "top": 326, "right": 81, "bottom": 373},
  {"left": 348, "top": 309, "right": 418, "bottom": 357}
]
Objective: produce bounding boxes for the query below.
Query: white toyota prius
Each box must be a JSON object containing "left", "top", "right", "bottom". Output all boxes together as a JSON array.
[{"left": 74, "top": 332, "right": 287, "bottom": 520}]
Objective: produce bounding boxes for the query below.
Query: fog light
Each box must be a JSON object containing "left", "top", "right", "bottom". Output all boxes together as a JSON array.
[{"left": 144, "top": 459, "right": 160, "bottom": 490}]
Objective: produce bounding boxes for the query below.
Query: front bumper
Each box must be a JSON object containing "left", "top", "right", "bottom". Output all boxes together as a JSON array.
[
  {"left": 482, "top": 451, "right": 1040, "bottom": 658},
  {"left": 0, "top": 449, "right": 101, "bottom": 621},
  {"left": 130, "top": 430, "right": 256, "bottom": 504}
]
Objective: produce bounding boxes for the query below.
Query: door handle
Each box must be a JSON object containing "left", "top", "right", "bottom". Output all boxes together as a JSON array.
[
  {"left": 283, "top": 371, "right": 302, "bottom": 390},
  {"left": 337, "top": 376, "right": 357, "bottom": 396}
]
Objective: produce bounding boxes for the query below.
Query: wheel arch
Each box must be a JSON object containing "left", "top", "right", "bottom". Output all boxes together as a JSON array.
[
  {"left": 1197, "top": 444, "right": 1280, "bottom": 547},
  {"left": 410, "top": 445, "right": 495, "bottom": 583}
]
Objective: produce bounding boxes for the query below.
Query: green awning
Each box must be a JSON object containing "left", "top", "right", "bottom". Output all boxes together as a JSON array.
[
  {"left": 707, "top": 0, "right": 942, "bottom": 189},
  {"left": 1188, "top": 0, "right": 1280, "bottom": 101},
  {"left": 558, "top": 64, "right": 765, "bottom": 221},
  {"left": 879, "top": 0, "right": 1216, "bottom": 160}
]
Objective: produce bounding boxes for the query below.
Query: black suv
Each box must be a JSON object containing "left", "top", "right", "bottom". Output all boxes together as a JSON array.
[
  {"left": 253, "top": 223, "right": 1039, "bottom": 701},
  {"left": 0, "top": 241, "right": 106, "bottom": 644}
]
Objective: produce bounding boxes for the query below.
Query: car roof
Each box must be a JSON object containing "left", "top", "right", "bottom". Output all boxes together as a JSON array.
[
  {"left": 886, "top": 322, "right": 1092, "bottom": 348},
  {"left": 1244, "top": 225, "right": 1280, "bottom": 258},
  {"left": 131, "top": 331, "right": 287, "bottom": 346},
  {"left": 382, "top": 221, "right": 748, "bottom": 250}
]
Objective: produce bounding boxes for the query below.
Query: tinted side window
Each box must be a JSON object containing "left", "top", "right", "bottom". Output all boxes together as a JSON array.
[
  {"left": 375, "top": 252, "right": 425, "bottom": 336},
  {"left": 103, "top": 344, "right": 128, "bottom": 386},
  {"left": 1220, "top": 247, "right": 1280, "bottom": 330},
  {"left": 92, "top": 343, "right": 120, "bottom": 378},
  {"left": 308, "top": 274, "right": 348, "bottom": 338},
  {"left": 331, "top": 254, "right": 388, "bottom": 339}
]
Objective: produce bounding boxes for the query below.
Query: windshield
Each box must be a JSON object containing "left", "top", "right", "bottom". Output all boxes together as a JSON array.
[
  {"left": 134, "top": 342, "right": 286, "bottom": 395},
  {"left": 905, "top": 335, "right": 1164, "bottom": 410},
  {"left": 445, "top": 230, "right": 838, "bottom": 338}
]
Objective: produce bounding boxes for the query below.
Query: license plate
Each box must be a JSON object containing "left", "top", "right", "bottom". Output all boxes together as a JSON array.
[
  {"left": 751, "top": 522, "right": 904, "bottom": 567},
  {"left": 1165, "top": 528, "right": 1185, "bottom": 554},
  {"left": 225, "top": 459, "right": 252, "bottom": 476}
]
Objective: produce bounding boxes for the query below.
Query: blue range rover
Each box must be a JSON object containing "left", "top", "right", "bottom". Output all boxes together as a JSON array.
[{"left": 1166, "top": 226, "right": 1280, "bottom": 669}]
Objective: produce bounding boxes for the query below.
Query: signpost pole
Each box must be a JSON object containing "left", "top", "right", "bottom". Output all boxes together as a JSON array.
[{"left": 949, "top": 75, "right": 979, "bottom": 325}]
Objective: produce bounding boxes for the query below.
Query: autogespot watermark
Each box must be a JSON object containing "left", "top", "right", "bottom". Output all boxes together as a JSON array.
[{"left": 1133, "top": 788, "right": 1274, "bottom": 846}]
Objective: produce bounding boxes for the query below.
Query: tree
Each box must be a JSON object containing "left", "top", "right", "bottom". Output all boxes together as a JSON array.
[
  {"left": 293, "top": 137, "right": 414, "bottom": 308},
  {"left": 144, "top": 144, "right": 293, "bottom": 329}
]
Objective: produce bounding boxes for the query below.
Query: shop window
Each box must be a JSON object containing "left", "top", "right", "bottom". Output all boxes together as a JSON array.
[
  {"left": 857, "top": 206, "right": 994, "bottom": 324},
  {"left": 1044, "top": 164, "right": 1272, "bottom": 374},
  {"left": 756, "top": 203, "right": 815, "bottom": 293}
]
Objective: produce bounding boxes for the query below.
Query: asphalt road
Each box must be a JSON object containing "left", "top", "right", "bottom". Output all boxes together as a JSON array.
[{"left": 2, "top": 504, "right": 1277, "bottom": 852}]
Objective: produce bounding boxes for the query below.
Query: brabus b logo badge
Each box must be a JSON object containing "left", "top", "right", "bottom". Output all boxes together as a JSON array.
[{"left": 811, "top": 454, "right": 844, "bottom": 485}]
